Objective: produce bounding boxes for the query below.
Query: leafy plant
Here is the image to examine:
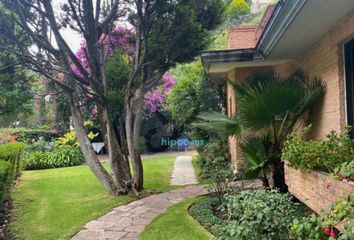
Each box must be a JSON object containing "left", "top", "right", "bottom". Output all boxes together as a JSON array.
[
  {"left": 0, "top": 160, "right": 13, "bottom": 203},
  {"left": 290, "top": 214, "right": 326, "bottom": 240},
  {"left": 290, "top": 195, "right": 354, "bottom": 240},
  {"left": 198, "top": 71, "right": 325, "bottom": 191},
  {"left": 218, "top": 189, "right": 306, "bottom": 240},
  {"left": 24, "top": 146, "right": 84, "bottom": 170},
  {"left": 197, "top": 138, "right": 233, "bottom": 199},
  {"left": 25, "top": 138, "right": 53, "bottom": 152},
  {"left": 0, "top": 142, "right": 25, "bottom": 202},
  {"left": 239, "top": 136, "right": 273, "bottom": 187},
  {"left": 56, "top": 129, "right": 98, "bottom": 148},
  {"left": 334, "top": 161, "right": 354, "bottom": 182},
  {"left": 189, "top": 197, "right": 224, "bottom": 235},
  {"left": 282, "top": 126, "right": 353, "bottom": 173}
]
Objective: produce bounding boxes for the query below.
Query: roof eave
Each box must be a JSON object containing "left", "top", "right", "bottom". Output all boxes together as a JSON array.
[{"left": 201, "top": 0, "right": 307, "bottom": 75}]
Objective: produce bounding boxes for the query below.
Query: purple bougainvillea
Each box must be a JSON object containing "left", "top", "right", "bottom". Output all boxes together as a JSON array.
[
  {"left": 69, "top": 25, "right": 174, "bottom": 116},
  {"left": 144, "top": 73, "right": 175, "bottom": 113}
]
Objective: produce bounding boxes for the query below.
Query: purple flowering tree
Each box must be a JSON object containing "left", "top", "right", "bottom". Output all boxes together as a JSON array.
[{"left": 144, "top": 73, "right": 176, "bottom": 113}]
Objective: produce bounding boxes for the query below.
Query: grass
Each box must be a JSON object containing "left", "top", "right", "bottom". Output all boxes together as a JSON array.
[
  {"left": 139, "top": 197, "right": 213, "bottom": 240},
  {"left": 10, "top": 155, "right": 177, "bottom": 240}
]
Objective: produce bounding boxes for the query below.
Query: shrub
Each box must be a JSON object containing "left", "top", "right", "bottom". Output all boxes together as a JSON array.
[
  {"left": 197, "top": 138, "right": 233, "bottom": 199},
  {"left": 24, "top": 146, "right": 84, "bottom": 170},
  {"left": 0, "top": 128, "right": 58, "bottom": 144},
  {"left": 0, "top": 142, "right": 26, "bottom": 176},
  {"left": 56, "top": 129, "right": 98, "bottom": 148},
  {"left": 189, "top": 197, "right": 224, "bottom": 235},
  {"left": 218, "top": 189, "right": 305, "bottom": 240},
  {"left": 334, "top": 161, "right": 354, "bottom": 182},
  {"left": 289, "top": 214, "right": 326, "bottom": 240},
  {"left": 282, "top": 126, "right": 353, "bottom": 172},
  {"left": 0, "top": 161, "right": 13, "bottom": 203},
  {"left": 25, "top": 138, "right": 54, "bottom": 152},
  {"left": 290, "top": 195, "right": 354, "bottom": 240},
  {"left": 0, "top": 142, "right": 26, "bottom": 202}
]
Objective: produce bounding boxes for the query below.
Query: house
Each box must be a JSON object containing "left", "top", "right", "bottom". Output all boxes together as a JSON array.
[{"left": 201, "top": 0, "right": 354, "bottom": 214}]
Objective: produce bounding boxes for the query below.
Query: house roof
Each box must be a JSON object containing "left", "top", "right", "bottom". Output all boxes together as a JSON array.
[{"left": 202, "top": 0, "right": 354, "bottom": 83}]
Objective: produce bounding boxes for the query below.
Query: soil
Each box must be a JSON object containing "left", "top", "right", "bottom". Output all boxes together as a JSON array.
[
  {"left": 0, "top": 175, "right": 22, "bottom": 240},
  {"left": 0, "top": 198, "right": 12, "bottom": 240}
]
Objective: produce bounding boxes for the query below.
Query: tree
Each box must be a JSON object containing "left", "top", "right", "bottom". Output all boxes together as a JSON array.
[
  {"left": 0, "top": 5, "right": 33, "bottom": 119},
  {"left": 198, "top": 71, "right": 325, "bottom": 192},
  {"left": 164, "top": 61, "right": 223, "bottom": 126},
  {"left": 0, "top": 0, "right": 224, "bottom": 195},
  {"left": 0, "top": 58, "right": 33, "bottom": 118}
]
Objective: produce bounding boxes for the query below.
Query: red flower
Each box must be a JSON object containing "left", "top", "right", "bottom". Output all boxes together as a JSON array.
[
  {"left": 338, "top": 174, "right": 343, "bottom": 181},
  {"left": 8, "top": 135, "right": 17, "bottom": 142},
  {"left": 329, "top": 230, "right": 335, "bottom": 238},
  {"left": 324, "top": 226, "right": 331, "bottom": 235}
]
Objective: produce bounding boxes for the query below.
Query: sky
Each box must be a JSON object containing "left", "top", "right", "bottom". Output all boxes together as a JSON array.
[{"left": 52, "top": 0, "right": 82, "bottom": 51}]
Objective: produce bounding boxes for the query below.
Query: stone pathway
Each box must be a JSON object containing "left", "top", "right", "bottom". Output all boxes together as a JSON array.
[
  {"left": 71, "top": 185, "right": 207, "bottom": 240},
  {"left": 170, "top": 155, "right": 198, "bottom": 185}
]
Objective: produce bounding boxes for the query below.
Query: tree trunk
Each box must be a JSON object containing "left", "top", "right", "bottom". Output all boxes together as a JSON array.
[
  {"left": 132, "top": 97, "right": 144, "bottom": 191},
  {"left": 68, "top": 93, "right": 119, "bottom": 195},
  {"left": 100, "top": 104, "right": 133, "bottom": 193},
  {"left": 272, "top": 160, "right": 288, "bottom": 193}
]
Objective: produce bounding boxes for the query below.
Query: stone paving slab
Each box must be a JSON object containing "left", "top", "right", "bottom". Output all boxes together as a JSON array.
[
  {"left": 71, "top": 185, "right": 207, "bottom": 240},
  {"left": 170, "top": 156, "right": 198, "bottom": 185}
]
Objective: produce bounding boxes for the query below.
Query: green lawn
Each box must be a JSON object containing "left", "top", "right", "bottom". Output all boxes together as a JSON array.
[
  {"left": 140, "top": 197, "right": 212, "bottom": 240},
  {"left": 10, "top": 155, "right": 177, "bottom": 240}
]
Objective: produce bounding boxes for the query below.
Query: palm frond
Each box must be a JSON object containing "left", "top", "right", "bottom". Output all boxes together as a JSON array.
[
  {"left": 195, "top": 111, "right": 243, "bottom": 137},
  {"left": 239, "top": 136, "right": 273, "bottom": 180},
  {"left": 288, "top": 77, "right": 326, "bottom": 129},
  {"left": 237, "top": 77, "right": 304, "bottom": 130}
]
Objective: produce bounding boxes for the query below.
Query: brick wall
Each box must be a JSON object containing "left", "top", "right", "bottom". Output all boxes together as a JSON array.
[
  {"left": 228, "top": 25, "right": 257, "bottom": 49},
  {"left": 273, "top": 9, "right": 354, "bottom": 140},
  {"left": 285, "top": 165, "right": 354, "bottom": 214}
]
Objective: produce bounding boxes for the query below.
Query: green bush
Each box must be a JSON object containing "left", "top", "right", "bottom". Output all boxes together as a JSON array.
[
  {"left": 197, "top": 138, "right": 233, "bottom": 199},
  {"left": 282, "top": 126, "right": 353, "bottom": 172},
  {"left": 0, "top": 128, "right": 58, "bottom": 143},
  {"left": 0, "top": 142, "right": 26, "bottom": 202},
  {"left": 25, "top": 138, "right": 54, "bottom": 152},
  {"left": 24, "top": 146, "right": 84, "bottom": 170},
  {"left": 189, "top": 197, "right": 224, "bottom": 235},
  {"left": 290, "top": 195, "right": 354, "bottom": 240},
  {"left": 334, "top": 161, "right": 354, "bottom": 182},
  {"left": 218, "top": 189, "right": 305, "bottom": 240},
  {"left": 0, "top": 161, "right": 13, "bottom": 203}
]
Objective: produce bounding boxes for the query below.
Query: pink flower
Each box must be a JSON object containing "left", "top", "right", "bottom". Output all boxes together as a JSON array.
[
  {"left": 91, "top": 107, "right": 98, "bottom": 117},
  {"left": 144, "top": 73, "right": 176, "bottom": 113}
]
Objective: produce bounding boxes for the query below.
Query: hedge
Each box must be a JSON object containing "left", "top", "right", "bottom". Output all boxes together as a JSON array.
[
  {"left": 0, "top": 128, "right": 59, "bottom": 143},
  {"left": 0, "top": 142, "right": 26, "bottom": 203}
]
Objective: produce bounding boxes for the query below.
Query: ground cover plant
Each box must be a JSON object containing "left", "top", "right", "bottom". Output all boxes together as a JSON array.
[
  {"left": 10, "top": 155, "right": 177, "bottom": 240},
  {"left": 188, "top": 189, "right": 310, "bottom": 240}
]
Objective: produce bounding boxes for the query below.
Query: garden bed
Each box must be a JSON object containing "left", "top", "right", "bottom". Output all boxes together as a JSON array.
[
  {"left": 284, "top": 165, "right": 354, "bottom": 215},
  {"left": 189, "top": 190, "right": 312, "bottom": 240}
]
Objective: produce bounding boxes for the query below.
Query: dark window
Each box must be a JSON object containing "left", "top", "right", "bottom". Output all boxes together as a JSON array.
[{"left": 345, "top": 38, "right": 354, "bottom": 138}]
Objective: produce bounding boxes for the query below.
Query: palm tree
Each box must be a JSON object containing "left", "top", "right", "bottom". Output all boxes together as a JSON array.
[{"left": 197, "top": 70, "right": 325, "bottom": 192}]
